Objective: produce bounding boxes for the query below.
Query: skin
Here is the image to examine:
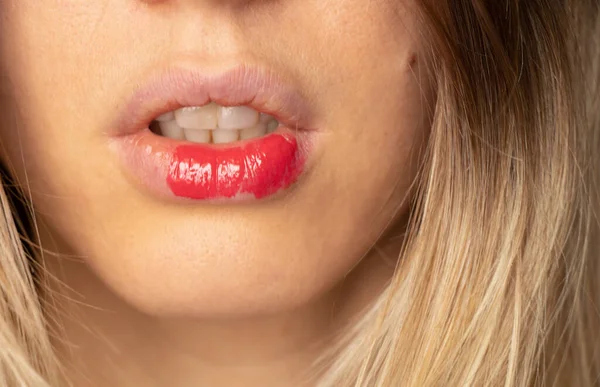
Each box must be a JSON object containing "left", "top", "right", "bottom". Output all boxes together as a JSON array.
[{"left": 0, "top": 0, "right": 432, "bottom": 386}]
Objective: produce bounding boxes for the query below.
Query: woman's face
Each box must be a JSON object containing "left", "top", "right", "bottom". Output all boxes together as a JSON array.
[{"left": 0, "top": 0, "right": 430, "bottom": 316}]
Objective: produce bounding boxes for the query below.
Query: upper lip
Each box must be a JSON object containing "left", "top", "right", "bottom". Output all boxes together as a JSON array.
[{"left": 112, "top": 63, "right": 316, "bottom": 136}]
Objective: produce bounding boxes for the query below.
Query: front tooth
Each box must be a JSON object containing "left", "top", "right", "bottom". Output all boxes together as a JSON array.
[
  {"left": 218, "top": 106, "right": 259, "bottom": 130},
  {"left": 184, "top": 129, "right": 211, "bottom": 144},
  {"left": 175, "top": 104, "right": 218, "bottom": 130},
  {"left": 240, "top": 123, "right": 267, "bottom": 140},
  {"left": 159, "top": 120, "right": 185, "bottom": 140},
  {"left": 212, "top": 130, "right": 239, "bottom": 144}
]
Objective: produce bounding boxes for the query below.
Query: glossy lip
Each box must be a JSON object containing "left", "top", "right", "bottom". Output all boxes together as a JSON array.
[{"left": 109, "top": 64, "right": 316, "bottom": 201}]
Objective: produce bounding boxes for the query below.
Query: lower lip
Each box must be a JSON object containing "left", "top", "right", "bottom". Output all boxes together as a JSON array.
[{"left": 112, "top": 129, "right": 307, "bottom": 201}]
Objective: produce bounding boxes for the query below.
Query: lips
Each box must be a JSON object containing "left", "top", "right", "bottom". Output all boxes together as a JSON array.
[
  {"left": 168, "top": 132, "right": 301, "bottom": 200},
  {"left": 110, "top": 65, "right": 315, "bottom": 201}
]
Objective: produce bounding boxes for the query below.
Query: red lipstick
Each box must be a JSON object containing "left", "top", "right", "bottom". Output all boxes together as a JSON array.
[
  {"left": 110, "top": 64, "right": 315, "bottom": 201},
  {"left": 168, "top": 133, "right": 301, "bottom": 200}
]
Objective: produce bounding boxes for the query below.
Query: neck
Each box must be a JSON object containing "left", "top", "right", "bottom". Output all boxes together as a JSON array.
[{"left": 41, "top": 230, "right": 399, "bottom": 387}]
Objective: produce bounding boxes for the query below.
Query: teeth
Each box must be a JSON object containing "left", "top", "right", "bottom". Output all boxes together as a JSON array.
[
  {"left": 156, "top": 111, "right": 175, "bottom": 122},
  {"left": 184, "top": 129, "right": 211, "bottom": 144},
  {"left": 240, "top": 123, "right": 267, "bottom": 140},
  {"left": 267, "top": 120, "right": 279, "bottom": 133},
  {"left": 259, "top": 113, "right": 273, "bottom": 124},
  {"left": 218, "top": 106, "right": 259, "bottom": 130},
  {"left": 175, "top": 103, "right": 218, "bottom": 130},
  {"left": 212, "top": 130, "right": 239, "bottom": 144},
  {"left": 156, "top": 105, "right": 279, "bottom": 144},
  {"left": 158, "top": 120, "right": 185, "bottom": 140}
]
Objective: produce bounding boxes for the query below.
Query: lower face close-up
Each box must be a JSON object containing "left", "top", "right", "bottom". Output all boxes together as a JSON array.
[
  {"left": 0, "top": 0, "right": 432, "bottom": 318},
  {"left": 1, "top": 1, "right": 599, "bottom": 387}
]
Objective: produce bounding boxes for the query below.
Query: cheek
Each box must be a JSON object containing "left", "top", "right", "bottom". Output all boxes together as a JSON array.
[
  {"left": 0, "top": 1, "right": 106, "bottom": 183},
  {"left": 282, "top": 1, "right": 430, "bottom": 182},
  {"left": 300, "top": 2, "right": 431, "bottom": 209}
]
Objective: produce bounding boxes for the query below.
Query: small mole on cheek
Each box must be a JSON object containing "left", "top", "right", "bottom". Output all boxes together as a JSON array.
[{"left": 408, "top": 54, "right": 418, "bottom": 69}]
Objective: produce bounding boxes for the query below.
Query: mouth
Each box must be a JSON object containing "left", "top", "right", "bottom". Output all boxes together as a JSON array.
[
  {"left": 150, "top": 104, "right": 280, "bottom": 144},
  {"left": 110, "top": 65, "right": 316, "bottom": 202}
]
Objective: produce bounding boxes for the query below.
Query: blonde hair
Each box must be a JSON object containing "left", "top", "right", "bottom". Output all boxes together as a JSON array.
[
  {"left": 1, "top": 0, "right": 599, "bottom": 386},
  {"left": 0, "top": 171, "right": 57, "bottom": 385},
  {"left": 318, "top": 1, "right": 600, "bottom": 386}
]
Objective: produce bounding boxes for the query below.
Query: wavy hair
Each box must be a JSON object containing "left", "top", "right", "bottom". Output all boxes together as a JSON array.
[
  {"left": 318, "top": 1, "right": 600, "bottom": 386},
  {"left": 0, "top": 1, "right": 599, "bottom": 386}
]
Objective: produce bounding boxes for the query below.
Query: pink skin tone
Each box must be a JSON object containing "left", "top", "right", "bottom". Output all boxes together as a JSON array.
[{"left": 0, "top": 1, "right": 432, "bottom": 386}]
